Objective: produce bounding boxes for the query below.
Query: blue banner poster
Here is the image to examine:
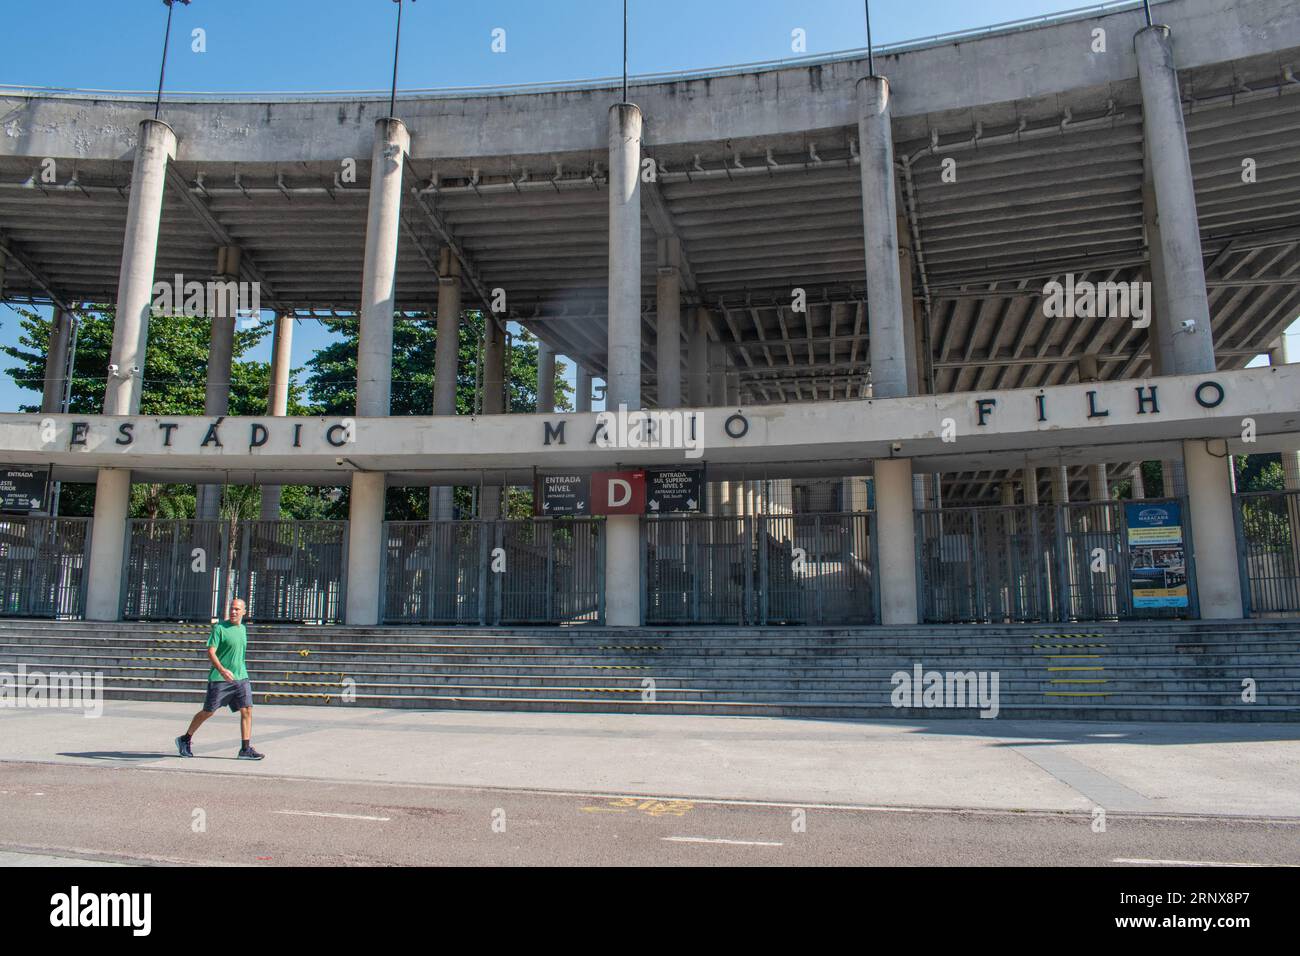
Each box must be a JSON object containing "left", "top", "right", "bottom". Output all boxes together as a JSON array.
[{"left": 1125, "top": 502, "right": 1189, "bottom": 608}]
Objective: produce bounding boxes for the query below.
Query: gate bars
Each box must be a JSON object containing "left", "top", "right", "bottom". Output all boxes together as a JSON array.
[
  {"left": 642, "top": 513, "right": 876, "bottom": 625},
  {"left": 915, "top": 498, "right": 1199, "bottom": 624},
  {"left": 381, "top": 518, "right": 603, "bottom": 625},
  {"left": 1234, "top": 490, "right": 1300, "bottom": 615},
  {"left": 0, "top": 516, "right": 91, "bottom": 618},
  {"left": 123, "top": 519, "right": 346, "bottom": 623}
]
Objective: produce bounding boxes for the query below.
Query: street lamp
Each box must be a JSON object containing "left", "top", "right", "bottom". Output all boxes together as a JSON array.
[{"left": 155, "top": 0, "right": 191, "bottom": 120}]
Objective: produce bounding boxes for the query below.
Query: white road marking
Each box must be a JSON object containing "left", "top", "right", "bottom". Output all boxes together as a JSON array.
[
  {"left": 663, "top": 836, "right": 783, "bottom": 847},
  {"left": 274, "top": 809, "right": 390, "bottom": 822},
  {"left": 1112, "top": 857, "right": 1290, "bottom": 868}
]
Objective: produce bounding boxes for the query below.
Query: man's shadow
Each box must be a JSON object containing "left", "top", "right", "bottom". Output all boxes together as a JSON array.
[{"left": 58, "top": 751, "right": 241, "bottom": 761}]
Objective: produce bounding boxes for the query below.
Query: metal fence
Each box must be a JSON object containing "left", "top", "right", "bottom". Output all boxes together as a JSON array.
[
  {"left": 0, "top": 517, "right": 92, "bottom": 618},
  {"left": 1234, "top": 490, "right": 1300, "bottom": 615},
  {"left": 382, "top": 518, "right": 603, "bottom": 625},
  {"left": 916, "top": 499, "right": 1196, "bottom": 623},
  {"left": 123, "top": 520, "right": 346, "bottom": 623},
  {"left": 229, "top": 521, "right": 347, "bottom": 624},
  {"left": 643, "top": 513, "right": 875, "bottom": 625}
]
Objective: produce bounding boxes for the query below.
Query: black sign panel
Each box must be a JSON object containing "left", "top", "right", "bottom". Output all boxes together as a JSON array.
[
  {"left": 537, "top": 473, "right": 590, "bottom": 516},
  {"left": 0, "top": 467, "right": 49, "bottom": 512},
  {"left": 645, "top": 466, "right": 704, "bottom": 514}
]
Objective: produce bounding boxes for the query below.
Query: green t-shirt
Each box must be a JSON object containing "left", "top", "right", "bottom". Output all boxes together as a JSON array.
[{"left": 206, "top": 620, "right": 249, "bottom": 682}]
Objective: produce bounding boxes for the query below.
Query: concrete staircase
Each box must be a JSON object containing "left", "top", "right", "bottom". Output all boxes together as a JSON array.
[{"left": 1, "top": 619, "right": 1298, "bottom": 721}]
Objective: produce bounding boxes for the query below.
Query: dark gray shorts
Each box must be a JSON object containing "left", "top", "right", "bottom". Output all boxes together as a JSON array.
[{"left": 204, "top": 679, "right": 253, "bottom": 713}]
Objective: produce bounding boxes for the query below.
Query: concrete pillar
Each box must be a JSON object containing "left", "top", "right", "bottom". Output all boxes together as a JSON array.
[
  {"left": 1184, "top": 439, "right": 1243, "bottom": 618},
  {"left": 655, "top": 238, "right": 682, "bottom": 409},
  {"left": 857, "top": 75, "right": 909, "bottom": 401},
  {"left": 345, "top": 116, "right": 408, "bottom": 627},
  {"left": 1271, "top": 336, "right": 1300, "bottom": 490},
  {"left": 897, "top": 216, "right": 919, "bottom": 396},
  {"left": 40, "top": 307, "right": 73, "bottom": 414},
  {"left": 259, "top": 313, "right": 293, "bottom": 521},
  {"left": 859, "top": 75, "right": 918, "bottom": 624},
  {"left": 1088, "top": 464, "right": 1109, "bottom": 502},
  {"left": 86, "top": 119, "right": 176, "bottom": 622},
  {"left": 607, "top": 103, "right": 643, "bottom": 413},
  {"left": 430, "top": 253, "right": 463, "bottom": 522},
  {"left": 1023, "top": 467, "right": 1040, "bottom": 506},
  {"left": 197, "top": 247, "right": 240, "bottom": 521},
  {"left": 1130, "top": 464, "right": 1147, "bottom": 500},
  {"left": 605, "top": 102, "right": 644, "bottom": 627},
  {"left": 687, "top": 307, "right": 710, "bottom": 406},
  {"left": 1136, "top": 25, "right": 1216, "bottom": 375},
  {"left": 536, "top": 341, "right": 556, "bottom": 414},
  {"left": 1051, "top": 466, "right": 1070, "bottom": 504},
  {"left": 479, "top": 318, "right": 507, "bottom": 519},
  {"left": 575, "top": 364, "right": 592, "bottom": 413},
  {"left": 875, "top": 458, "right": 918, "bottom": 625}
]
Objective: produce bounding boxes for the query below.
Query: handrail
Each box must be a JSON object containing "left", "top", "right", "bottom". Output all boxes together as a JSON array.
[{"left": 0, "top": 1, "right": 1153, "bottom": 104}]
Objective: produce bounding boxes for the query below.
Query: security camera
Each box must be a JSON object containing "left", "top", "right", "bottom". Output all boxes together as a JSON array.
[
  {"left": 336, "top": 457, "right": 345, "bottom": 466},
  {"left": 891, "top": 441, "right": 903, "bottom": 453},
  {"left": 1177, "top": 319, "right": 1197, "bottom": 334},
  {"left": 107, "top": 363, "right": 119, "bottom": 376}
]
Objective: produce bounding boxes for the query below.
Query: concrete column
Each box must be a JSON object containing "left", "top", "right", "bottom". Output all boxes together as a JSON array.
[
  {"left": 687, "top": 307, "right": 710, "bottom": 406},
  {"left": 1271, "top": 336, "right": 1300, "bottom": 490},
  {"left": 536, "top": 341, "right": 556, "bottom": 414},
  {"left": 859, "top": 75, "right": 918, "bottom": 624},
  {"left": 87, "top": 119, "right": 176, "bottom": 622},
  {"left": 1088, "top": 464, "right": 1109, "bottom": 502},
  {"left": 197, "top": 247, "right": 240, "bottom": 521},
  {"left": 606, "top": 103, "right": 643, "bottom": 413},
  {"left": 655, "top": 238, "right": 682, "bottom": 408},
  {"left": 1130, "top": 464, "right": 1147, "bottom": 500},
  {"left": 575, "top": 364, "right": 592, "bottom": 413},
  {"left": 1183, "top": 439, "right": 1243, "bottom": 618},
  {"left": 897, "top": 215, "right": 919, "bottom": 396},
  {"left": 1023, "top": 467, "right": 1040, "bottom": 506},
  {"left": 429, "top": 251, "right": 462, "bottom": 523},
  {"left": 479, "top": 318, "right": 507, "bottom": 519},
  {"left": 875, "top": 458, "right": 918, "bottom": 625},
  {"left": 1136, "top": 26, "right": 1215, "bottom": 375},
  {"left": 1051, "top": 466, "right": 1070, "bottom": 504},
  {"left": 857, "top": 76, "right": 909, "bottom": 400},
  {"left": 345, "top": 116, "right": 408, "bottom": 627},
  {"left": 605, "top": 101, "right": 644, "bottom": 627},
  {"left": 40, "top": 307, "right": 72, "bottom": 414},
  {"left": 259, "top": 313, "right": 293, "bottom": 521}
]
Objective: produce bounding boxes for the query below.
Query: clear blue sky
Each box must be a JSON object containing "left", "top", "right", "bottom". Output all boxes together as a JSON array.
[{"left": 0, "top": 0, "right": 1294, "bottom": 410}]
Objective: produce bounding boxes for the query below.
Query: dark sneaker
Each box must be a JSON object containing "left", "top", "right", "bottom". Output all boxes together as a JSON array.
[
  {"left": 237, "top": 745, "right": 265, "bottom": 760},
  {"left": 176, "top": 736, "right": 194, "bottom": 758}
]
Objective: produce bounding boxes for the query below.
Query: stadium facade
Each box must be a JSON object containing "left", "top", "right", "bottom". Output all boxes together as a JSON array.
[{"left": 0, "top": 0, "right": 1298, "bottom": 631}]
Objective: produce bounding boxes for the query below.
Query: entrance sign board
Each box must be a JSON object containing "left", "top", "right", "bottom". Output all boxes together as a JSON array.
[{"left": 1125, "top": 502, "right": 1189, "bottom": 608}]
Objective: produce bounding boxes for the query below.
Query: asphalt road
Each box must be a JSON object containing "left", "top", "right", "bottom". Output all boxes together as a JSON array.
[{"left": 1, "top": 760, "right": 1296, "bottom": 867}]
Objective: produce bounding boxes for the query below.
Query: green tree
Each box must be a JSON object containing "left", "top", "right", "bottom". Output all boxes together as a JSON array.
[
  {"left": 302, "top": 311, "right": 571, "bottom": 519},
  {"left": 1, "top": 305, "right": 303, "bottom": 518}
]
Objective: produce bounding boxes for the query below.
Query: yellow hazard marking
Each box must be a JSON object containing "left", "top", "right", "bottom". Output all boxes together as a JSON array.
[
  {"left": 1044, "top": 691, "right": 1113, "bottom": 697},
  {"left": 1047, "top": 666, "right": 1105, "bottom": 671},
  {"left": 284, "top": 671, "right": 347, "bottom": 679},
  {"left": 298, "top": 649, "right": 310, "bottom": 658},
  {"left": 263, "top": 693, "right": 333, "bottom": 702},
  {"left": 593, "top": 665, "right": 649, "bottom": 670},
  {"left": 580, "top": 797, "right": 693, "bottom": 817},
  {"left": 598, "top": 645, "right": 663, "bottom": 651},
  {"left": 1049, "top": 679, "right": 1110, "bottom": 684}
]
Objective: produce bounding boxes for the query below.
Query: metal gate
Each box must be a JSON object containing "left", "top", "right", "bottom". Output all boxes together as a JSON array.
[
  {"left": 0, "top": 516, "right": 92, "bottom": 619},
  {"left": 228, "top": 521, "right": 347, "bottom": 624},
  {"left": 916, "top": 499, "right": 1196, "bottom": 623},
  {"left": 1234, "top": 490, "right": 1300, "bottom": 615},
  {"left": 124, "top": 520, "right": 346, "bottom": 623},
  {"left": 123, "top": 519, "right": 225, "bottom": 621},
  {"left": 382, "top": 518, "right": 603, "bottom": 625},
  {"left": 642, "top": 513, "right": 875, "bottom": 625}
]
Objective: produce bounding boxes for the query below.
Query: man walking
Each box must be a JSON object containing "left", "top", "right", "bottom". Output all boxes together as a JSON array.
[{"left": 176, "top": 597, "right": 265, "bottom": 760}]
